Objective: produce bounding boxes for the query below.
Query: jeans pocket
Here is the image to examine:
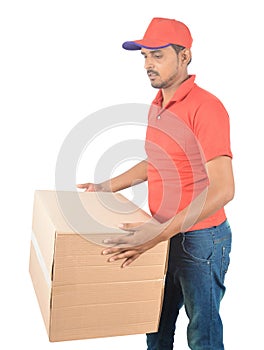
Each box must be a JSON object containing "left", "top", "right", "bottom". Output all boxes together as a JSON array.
[
  {"left": 220, "top": 241, "right": 231, "bottom": 282},
  {"left": 181, "top": 232, "right": 214, "bottom": 262}
]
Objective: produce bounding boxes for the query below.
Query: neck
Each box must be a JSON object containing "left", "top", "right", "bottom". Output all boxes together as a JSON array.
[{"left": 161, "top": 73, "right": 189, "bottom": 107}]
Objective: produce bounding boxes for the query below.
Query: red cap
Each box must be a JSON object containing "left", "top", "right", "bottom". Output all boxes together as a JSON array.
[{"left": 122, "top": 17, "right": 193, "bottom": 50}]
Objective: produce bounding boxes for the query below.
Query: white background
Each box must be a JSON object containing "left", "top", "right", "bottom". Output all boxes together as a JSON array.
[{"left": 0, "top": 0, "right": 263, "bottom": 349}]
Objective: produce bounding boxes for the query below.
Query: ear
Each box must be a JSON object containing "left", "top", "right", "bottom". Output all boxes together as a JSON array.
[{"left": 180, "top": 48, "right": 192, "bottom": 65}]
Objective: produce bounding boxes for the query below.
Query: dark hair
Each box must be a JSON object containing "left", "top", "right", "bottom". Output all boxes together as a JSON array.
[
  {"left": 171, "top": 44, "right": 192, "bottom": 65},
  {"left": 171, "top": 44, "right": 186, "bottom": 54}
]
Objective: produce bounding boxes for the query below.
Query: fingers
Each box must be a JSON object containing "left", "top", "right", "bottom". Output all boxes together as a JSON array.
[
  {"left": 122, "top": 254, "right": 140, "bottom": 268},
  {"left": 102, "top": 237, "right": 132, "bottom": 245},
  {"left": 76, "top": 183, "right": 96, "bottom": 192},
  {"left": 102, "top": 246, "right": 127, "bottom": 255},
  {"left": 102, "top": 222, "right": 146, "bottom": 246},
  {"left": 76, "top": 183, "right": 88, "bottom": 188},
  {"left": 102, "top": 248, "right": 140, "bottom": 268},
  {"left": 101, "top": 239, "right": 155, "bottom": 268},
  {"left": 108, "top": 250, "right": 134, "bottom": 262},
  {"left": 118, "top": 222, "right": 144, "bottom": 231}
]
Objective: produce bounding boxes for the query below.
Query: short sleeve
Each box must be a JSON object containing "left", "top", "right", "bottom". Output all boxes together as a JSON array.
[{"left": 193, "top": 98, "right": 232, "bottom": 162}]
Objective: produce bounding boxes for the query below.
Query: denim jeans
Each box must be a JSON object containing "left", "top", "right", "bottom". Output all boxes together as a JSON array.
[{"left": 146, "top": 220, "right": 232, "bottom": 350}]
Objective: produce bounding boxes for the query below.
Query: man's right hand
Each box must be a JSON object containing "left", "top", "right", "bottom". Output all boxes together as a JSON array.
[
  {"left": 76, "top": 182, "right": 111, "bottom": 192},
  {"left": 76, "top": 160, "right": 147, "bottom": 194},
  {"left": 76, "top": 183, "right": 100, "bottom": 192}
]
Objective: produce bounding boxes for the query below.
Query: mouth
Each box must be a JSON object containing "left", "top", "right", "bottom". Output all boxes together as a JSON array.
[{"left": 147, "top": 70, "right": 159, "bottom": 80}]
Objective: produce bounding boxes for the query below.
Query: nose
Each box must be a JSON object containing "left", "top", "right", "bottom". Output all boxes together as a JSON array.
[{"left": 144, "top": 56, "right": 155, "bottom": 70}]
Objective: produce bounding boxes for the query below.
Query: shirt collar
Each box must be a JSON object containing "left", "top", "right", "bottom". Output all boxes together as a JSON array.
[{"left": 152, "top": 74, "right": 196, "bottom": 106}]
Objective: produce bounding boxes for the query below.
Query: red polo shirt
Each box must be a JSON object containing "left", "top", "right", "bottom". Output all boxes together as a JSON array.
[{"left": 145, "top": 75, "right": 232, "bottom": 231}]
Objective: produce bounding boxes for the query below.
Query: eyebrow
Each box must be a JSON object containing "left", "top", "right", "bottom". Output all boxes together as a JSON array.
[{"left": 141, "top": 49, "right": 163, "bottom": 56}]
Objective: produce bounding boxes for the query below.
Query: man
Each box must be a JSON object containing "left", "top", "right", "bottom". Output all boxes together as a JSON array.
[{"left": 77, "top": 17, "right": 234, "bottom": 350}]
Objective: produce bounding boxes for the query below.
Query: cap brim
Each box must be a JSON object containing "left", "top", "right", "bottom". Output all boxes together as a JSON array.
[{"left": 122, "top": 40, "right": 171, "bottom": 51}]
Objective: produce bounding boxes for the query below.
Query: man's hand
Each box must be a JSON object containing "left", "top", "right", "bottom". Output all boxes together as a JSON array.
[
  {"left": 76, "top": 183, "right": 97, "bottom": 192},
  {"left": 76, "top": 182, "right": 110, "bottom": 192},
  {"left": 101, "top": 220, "right": 168, "bottom": 268}
]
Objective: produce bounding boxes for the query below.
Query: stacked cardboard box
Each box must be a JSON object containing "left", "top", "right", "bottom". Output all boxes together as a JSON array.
[{"left": 29, "top": 190, "right": 168, "bottom": 342}]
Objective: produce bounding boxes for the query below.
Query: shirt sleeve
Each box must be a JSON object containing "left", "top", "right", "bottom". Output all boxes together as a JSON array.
[{"left": 193, "top": 98, "right": 233, "bottom": 162}]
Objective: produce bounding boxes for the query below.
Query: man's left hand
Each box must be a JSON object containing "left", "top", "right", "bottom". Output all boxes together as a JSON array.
[{"left": 101, "top": 220, "right": 167, "bottom": 268}]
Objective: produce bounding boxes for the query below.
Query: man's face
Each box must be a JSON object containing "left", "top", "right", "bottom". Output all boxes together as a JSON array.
[{"left": 141, "top": 46, "right": 181, "bottom": 89}]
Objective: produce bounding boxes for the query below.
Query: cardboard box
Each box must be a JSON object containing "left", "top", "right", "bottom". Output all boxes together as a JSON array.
[{"left": 29, "top": 190, "right": 168, "bottom": 342}]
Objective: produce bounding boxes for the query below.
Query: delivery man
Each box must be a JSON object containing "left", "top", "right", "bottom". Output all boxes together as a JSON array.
[{"left": 77, "top": 17, "right": 234, "bottom": 350}]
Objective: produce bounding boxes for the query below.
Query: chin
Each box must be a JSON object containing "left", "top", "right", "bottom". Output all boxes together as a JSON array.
[{"left": 151, "top": 82, "right": 162, "bottom": 89}]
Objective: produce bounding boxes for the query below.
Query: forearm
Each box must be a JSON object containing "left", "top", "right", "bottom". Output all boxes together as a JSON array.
[
  {"left": 100, "top": 160, "right": 148, "bottom": 192},
  {"left": 161, "top": 187, "right": 231, "bottom": 241},
  {"left": 160, "top": 157, "right": 235, "bottom": 241}
]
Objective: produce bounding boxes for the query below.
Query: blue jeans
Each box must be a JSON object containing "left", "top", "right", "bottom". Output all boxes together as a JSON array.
[{"left": 147, "top": 220, "right": 232, "bottom": 350}]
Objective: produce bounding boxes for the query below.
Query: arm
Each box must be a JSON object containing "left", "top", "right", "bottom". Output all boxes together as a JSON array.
[
  {"left": 160, "top": 155, "right": 235, "bottom": 238},
  {"left": 102, "top": 155, "right": 235, "bottom": 267},
  {"left": 77, "top": 159, "right": 148, "bottom": 192}
]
